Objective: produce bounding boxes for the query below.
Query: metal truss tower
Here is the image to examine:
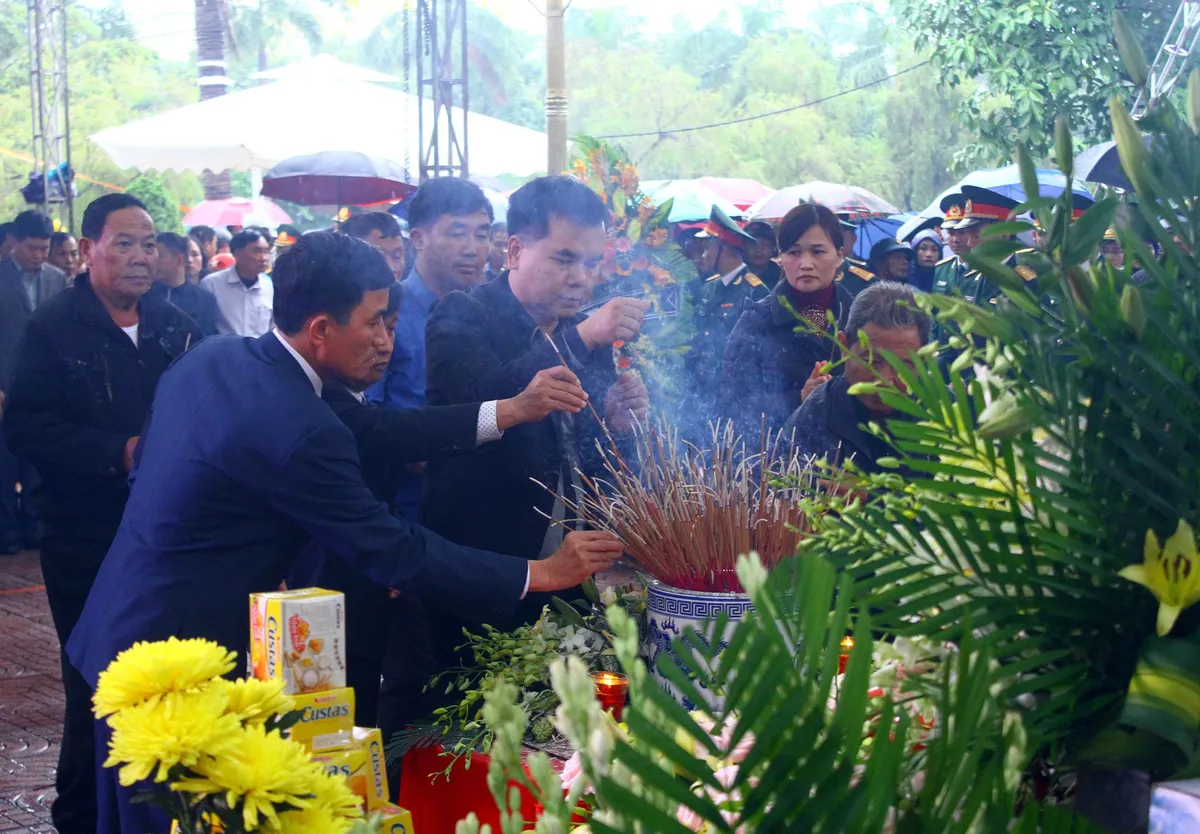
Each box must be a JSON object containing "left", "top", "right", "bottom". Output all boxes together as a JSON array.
[
  {"left": 1133, "top": 0, "right": 1200, "bottom": 119},
  {"left": 416, "top": 0, "right": 469, "bottom": 181},
  {"left": 26, "top": 0, "right": 73, "bottom": 230}
]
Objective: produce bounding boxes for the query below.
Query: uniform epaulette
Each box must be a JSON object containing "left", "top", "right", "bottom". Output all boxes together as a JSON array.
[
  {"left": 847, "top": 257, "right": 867, "bottom": 266},
  {"left": 1014, "top": 265, "right": 1037, "bottom": 282},
  {"left": 743, "top": 272, "right": 764, "bottom": 288},
  {"left": 848, "top": 266, "right": 875, "bottom": 281},
  {"left": 936, "top": 256, "right": 956, "bottom": 266},
  {"left": 704, "top": 273, "right": 721, "bottom": 282},
  {"left": 1015, "top": 248, "right": 1034, "bottom": 255}
]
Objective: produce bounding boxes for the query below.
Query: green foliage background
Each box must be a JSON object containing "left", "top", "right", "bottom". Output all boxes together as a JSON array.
[{"left": 1, "top": 0, "right": 1185, "bottom": 235}]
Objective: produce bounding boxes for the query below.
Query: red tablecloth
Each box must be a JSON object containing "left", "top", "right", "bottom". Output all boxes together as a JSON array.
[{"left": 398, "top": 745, "right": 568, "bottom": 834}]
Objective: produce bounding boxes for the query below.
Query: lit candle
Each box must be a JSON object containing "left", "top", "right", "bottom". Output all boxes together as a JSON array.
[
  {"left": 838, "top": 635, "right": 855, "bottom": 674},
  {"left": 592, "top": 671, "right": 629, "bottom": 722}
]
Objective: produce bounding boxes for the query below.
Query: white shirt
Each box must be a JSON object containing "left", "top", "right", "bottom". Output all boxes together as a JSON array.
[
  {"left": 201, "top": 267, "right": 274, "bottom": 337},
  {"left": 271, "top": 331, "right": 529, "bottom": 597},
  {"left": 120, "top": 323, "right": 139, "bottom": 347},
  {"left": 719, "top": 264, "right": 745, "bottom": 287}
]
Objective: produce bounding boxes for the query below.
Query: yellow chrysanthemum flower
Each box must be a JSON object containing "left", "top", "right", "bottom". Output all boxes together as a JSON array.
[
  {"left": 1120, "top": 520, "right": 1200, "bottom": 636},
  {"left": 172, "top": 724, "right": 322, "bottom": 832},
  {"left": 213, "top": 678, "right": 294, "bottom": 726},
  {"left": 94, "top": 637, "right": 236, "bottom": 718},
  {"left": 275, "top": 806, "right": 354, "bottom": 834},
  {"left": 302, "top": 763, "right": 364, "bottom": 819},
  {"left": 104, "top": 688, "right": 243, "bottom": 786}
]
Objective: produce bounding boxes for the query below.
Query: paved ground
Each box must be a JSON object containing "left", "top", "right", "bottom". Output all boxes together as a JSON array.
[{"left": 0, "top": 550, "right": 59, "bottom": 832}]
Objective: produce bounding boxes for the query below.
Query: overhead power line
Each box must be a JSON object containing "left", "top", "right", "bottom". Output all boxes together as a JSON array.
[{"left": 595, "top": 59, "right": 932, "bottom": 140}]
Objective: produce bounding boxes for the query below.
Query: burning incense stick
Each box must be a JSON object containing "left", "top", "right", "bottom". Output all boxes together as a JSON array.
[{"left": 548, "top": 418, "right": 826, "bottom": 593}]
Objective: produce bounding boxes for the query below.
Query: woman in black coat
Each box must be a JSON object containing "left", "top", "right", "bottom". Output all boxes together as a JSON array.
[{"left": 718, "top": 203, "right": 854, "bottom": 449}]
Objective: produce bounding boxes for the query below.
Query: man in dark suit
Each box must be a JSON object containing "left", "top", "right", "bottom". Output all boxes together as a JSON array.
[
  {"left": 4, "top": 195, "right": 203, "bottom": 834},
  {"left": 293, "top": 283, "right": 589, "bottom": 727},
  {"left": 66, "top": 230, "right": 619, "bottom": 834},
  {"left": 0, "top": 209, "right": 68, "bottom": 553},
  {"left": 405, "top": 177, "right": 649, "bottom": 731}
]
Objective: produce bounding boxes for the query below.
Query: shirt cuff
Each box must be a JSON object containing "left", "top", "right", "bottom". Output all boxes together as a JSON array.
[
  {"left": 521, "top": 564, "right": 530, "bottom": 599},
  {"left": 476, "top": 400, "right": 504, "bottom": 444}
]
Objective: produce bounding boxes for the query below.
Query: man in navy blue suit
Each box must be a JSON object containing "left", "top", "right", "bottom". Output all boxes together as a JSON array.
[{"left": 68, "top": 231, "right": 622, "bottom": 834}]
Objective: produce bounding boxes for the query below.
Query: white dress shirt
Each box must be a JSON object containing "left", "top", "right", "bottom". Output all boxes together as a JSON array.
[
  {"left": 719, "top": 264, "right": 746, "bottom": 287},
  {"left": 202, "top": 267, "right": 274, "bottom": 337},
  {"left": 272, "top": 331, "right": 529, "bottom": 597}
]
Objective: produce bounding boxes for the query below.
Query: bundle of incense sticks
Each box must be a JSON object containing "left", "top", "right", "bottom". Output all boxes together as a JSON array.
[{"left": 549, "top": 418, "right": 825, "bottom": 593}]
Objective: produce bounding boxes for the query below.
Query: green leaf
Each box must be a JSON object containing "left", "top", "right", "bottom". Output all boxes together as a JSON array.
[
  {"left": 1114, "top": 11, "right": 1149, "bottom": 88},
  {"left": 1119, "top": 283, "right": 1148, "bottom": 339},
  {"left": 1055, "top": 114, "right": 1074, "bottom": 177},
  {"left": 1110, "top": 97, "right": 1150, "bottom": 196},
  {"left": 550, "top": 596, "right": 589, "bottom": 630},
  {"left": 1017, "top": 144, "right": 1041, "bottom": 207},
  {"left": 1189, "top": 69, "right": 1200, "bottom": 135}
]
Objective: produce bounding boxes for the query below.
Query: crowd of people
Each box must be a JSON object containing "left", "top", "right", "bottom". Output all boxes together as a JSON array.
[{"left": 0, "top": 171, "right": 1125, "bottom": 834}]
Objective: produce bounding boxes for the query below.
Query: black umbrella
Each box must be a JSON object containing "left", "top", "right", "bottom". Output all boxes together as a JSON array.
[
  {"left": 261, "top": 151, "right": 416, "bottom": 206},
  {"left": 1075, "top": 139, "right": 1157, "bottom": 192}
]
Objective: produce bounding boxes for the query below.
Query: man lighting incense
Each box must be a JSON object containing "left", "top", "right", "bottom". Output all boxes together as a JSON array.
[
  {"left": 66, "top": 231, "right": 622, "bottom": 834},
  {"left": 409, "top": 176, "right": 650, "bottom": 724}
]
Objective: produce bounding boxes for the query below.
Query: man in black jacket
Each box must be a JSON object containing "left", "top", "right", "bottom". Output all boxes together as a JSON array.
[
  {"left": 783, "top": 281, "right": 930, "bottom": 474},
  {"left": 149, "top": 232, "right": 219, "bottom": 336},
  {"left": 0, "top": 210, "right": 68, "bottom": 553},
  {"left": 293, "top": 283, "right": 589, "bottom": 727},
  {"left": 408, "top": 176, "right": 649, "bottom": 727},
  {"left": 3, "top": 194, "right": 204, "bottom": 834}
]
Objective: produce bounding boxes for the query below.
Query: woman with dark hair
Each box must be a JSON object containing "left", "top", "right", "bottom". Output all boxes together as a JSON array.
[{"left": 718, "top": 202, "right": 855, "bottom": 449}]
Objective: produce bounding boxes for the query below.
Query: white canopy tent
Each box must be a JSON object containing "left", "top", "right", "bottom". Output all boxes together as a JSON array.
[
  {"left": 89, "top": 77, "right": 548, "bottom": 179},
  {"left": 249, "top": 53, "right": 401, "bottom": 84}
]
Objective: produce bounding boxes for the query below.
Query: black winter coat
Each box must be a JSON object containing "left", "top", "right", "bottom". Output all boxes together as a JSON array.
[
  {"left": 422, "top": 273, "right": 621, "bottom": 563},
  {"left": 781, "top": 375, "right": 891, "bottom": 475},
  {"left": 3, "top": 274, "right": 203, "bottom": 543},
  {"left": 718, "top": 281, "right": 854, "bottom": 449}
]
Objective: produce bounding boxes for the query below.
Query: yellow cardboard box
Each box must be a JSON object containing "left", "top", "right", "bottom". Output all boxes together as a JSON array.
[
  {"left": 377, "top": 802, "right": 415, "bottom": 833},
  {"left": 286, "top": 687, "right": 355, "bottom": 752},
  {"left": 311, "top": 726, "right": 389, "bottom": 813},
  {"left": 249, "top": 588, "right": 346, "bottom": 694}
]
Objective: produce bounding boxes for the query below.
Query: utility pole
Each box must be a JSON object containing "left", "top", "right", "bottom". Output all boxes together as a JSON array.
[
  {"left": 26, "top": 0, "right": 72, "bottom": 231},
  {"left": 417, "top": 0, "right": 469, "bottom": 181},
  {"left": 545, "top": 0, "right": 567, "bottom": 174}
]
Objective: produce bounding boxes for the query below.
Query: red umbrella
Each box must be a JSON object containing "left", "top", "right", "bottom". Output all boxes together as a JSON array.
[
  {"left": 695, "top": 177, "right": 775, "bottom": 212},
  {"left": 183, "top": 197, "right": 292, "bottom": 228}
]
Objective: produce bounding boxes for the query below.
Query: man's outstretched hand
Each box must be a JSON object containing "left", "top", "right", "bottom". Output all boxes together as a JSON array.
[
  {"left": 497, "top": 366, "right": 589, "bottom": 429},
  {"left": 528, "top": 531, "right": 623, "bottom": 593}
]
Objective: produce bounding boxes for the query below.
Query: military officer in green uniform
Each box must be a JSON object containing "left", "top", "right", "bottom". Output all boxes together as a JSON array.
[
  {"left": 689, "top": 205, "right": 769, "bottom": 396},
  {"left": 834, "top": 213, "right": 877, "bottom": 296},
  {"left": 933, "top": 193, "right": 970, "bottom": 295},
  {"left": 950, "top": 186, "right": 1048, "bottom": 306}
]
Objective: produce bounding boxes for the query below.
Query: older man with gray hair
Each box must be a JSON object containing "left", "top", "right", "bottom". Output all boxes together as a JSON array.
[{"left": 783, "top": 281, "right": 931, "bottom": 474}]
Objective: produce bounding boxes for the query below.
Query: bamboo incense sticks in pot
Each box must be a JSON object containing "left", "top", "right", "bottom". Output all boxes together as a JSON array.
[{"left": 548, "top": 418, "right": 826, "bottom": 593}]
